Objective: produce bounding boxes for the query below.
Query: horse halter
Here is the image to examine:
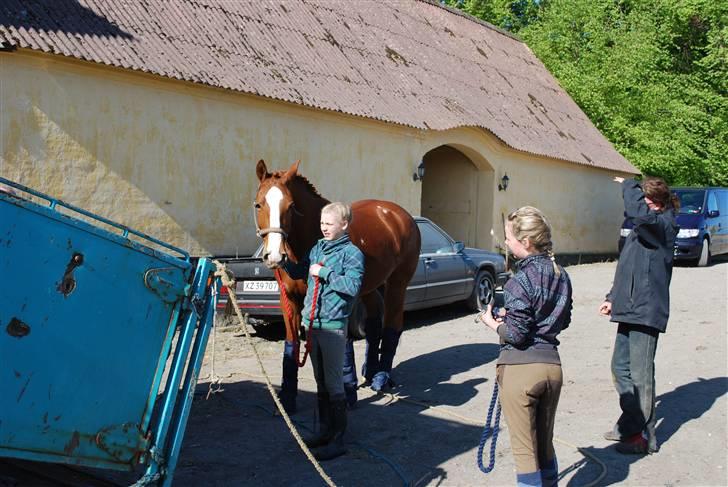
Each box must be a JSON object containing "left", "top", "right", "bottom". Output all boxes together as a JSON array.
[
  {"left": 252, "top": 202, "right": 288, "bottom": 240},
  {"left": 256, "top": 226, "right": 288, "bottom": 239}
]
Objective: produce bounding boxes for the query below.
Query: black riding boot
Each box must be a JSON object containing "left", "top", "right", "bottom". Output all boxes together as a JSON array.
[
  {"left": 313, "top": 399, "right": 348, "bottom": 461},
  {"left": 303, "top": 393, "right": 332, "bottom": 448},
  {"left": 362, "top": 316, "right": 383, "bottom": 382},
  {"left": 279, "top": 341, "right": 298, "bottom": 414},
  {"left": 343, "top": 339, "right": 358, "bottom": 409}
]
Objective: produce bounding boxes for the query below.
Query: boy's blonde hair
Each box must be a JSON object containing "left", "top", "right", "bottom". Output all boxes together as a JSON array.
[
  {"left": 507, "top": 206, "right": 560, "bottom": 276},
  {"left": 321, "top": 202, "right": 352, "bottom": 223}
]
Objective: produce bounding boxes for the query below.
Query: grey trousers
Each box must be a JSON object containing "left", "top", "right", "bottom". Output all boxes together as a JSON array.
[
  {"left": 611, "top": 323, "right": 660, "bottom": 450},
  {"left": 310, "top": 328, "right": 347, "bottom": 401}
]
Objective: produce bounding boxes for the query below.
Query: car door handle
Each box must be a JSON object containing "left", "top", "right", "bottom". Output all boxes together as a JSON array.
[{"left": 424, "top": 257, "right": 434, "bottom": 265}]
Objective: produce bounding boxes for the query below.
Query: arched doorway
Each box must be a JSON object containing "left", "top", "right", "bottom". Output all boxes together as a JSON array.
[{"left": 420, "top": 145, "right": 483, "bottom": 247}]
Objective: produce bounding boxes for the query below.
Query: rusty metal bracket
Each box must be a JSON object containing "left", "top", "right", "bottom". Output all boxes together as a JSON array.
[
  {"left": 95, "top": 423, "right": 147, "bottom": 463},
  {"left": 144, "top": 268, "right": 186, "bottom": 304}
]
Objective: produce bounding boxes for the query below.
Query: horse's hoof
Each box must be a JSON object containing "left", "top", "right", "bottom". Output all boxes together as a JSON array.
[{"left": 370, "top": 371, "right": 390, "bottom": 392}]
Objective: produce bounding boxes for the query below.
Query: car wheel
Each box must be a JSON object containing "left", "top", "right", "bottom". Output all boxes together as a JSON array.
[
  {"left": 697, "top": 238, "right": 711, "bottom": 267},
  {"left": 467, "top": 269, "right": 495, "bottom": 311}
]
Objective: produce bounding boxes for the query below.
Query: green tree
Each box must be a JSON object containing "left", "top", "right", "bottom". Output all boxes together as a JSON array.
[{"left": 448, "top": 0, "right": 728, "bottom": 186}]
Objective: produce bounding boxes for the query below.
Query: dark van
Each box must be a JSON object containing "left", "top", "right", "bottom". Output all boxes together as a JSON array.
[{"left": 618, "top": 187, "right": 728, "bottom": 266}]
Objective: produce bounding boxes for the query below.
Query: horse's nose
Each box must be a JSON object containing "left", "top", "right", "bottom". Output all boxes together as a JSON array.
[{"left": 261, "top": 251, "right": 283, "bottom": 269}]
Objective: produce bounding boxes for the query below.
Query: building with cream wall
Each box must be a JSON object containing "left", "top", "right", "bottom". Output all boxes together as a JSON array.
[{"left": 0, "top": 0, "right": 637, "bottom": 257}]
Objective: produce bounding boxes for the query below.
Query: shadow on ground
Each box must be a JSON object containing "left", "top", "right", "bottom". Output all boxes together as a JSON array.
[
  {"left": 566, "top": 376, "right": 728, "bottom": 486},
  {"left": 169, "top": 341, "right": 501, "bottom": 486}
]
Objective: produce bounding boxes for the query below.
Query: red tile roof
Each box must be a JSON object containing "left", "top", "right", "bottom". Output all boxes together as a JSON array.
[{"left": 0, "top": 0, "right": 636, "bottom": 172}]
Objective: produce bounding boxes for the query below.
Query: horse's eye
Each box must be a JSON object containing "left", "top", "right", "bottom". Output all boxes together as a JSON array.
[{"left": 254, "top": 202, "right": 261, "bottom": 210}]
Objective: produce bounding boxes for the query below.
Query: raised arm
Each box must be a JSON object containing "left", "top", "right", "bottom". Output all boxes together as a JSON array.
[{"left": 622, "top": 179, "right": 672, "bottom": 248}]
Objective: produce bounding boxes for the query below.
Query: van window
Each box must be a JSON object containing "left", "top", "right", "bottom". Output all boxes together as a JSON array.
[
  {"left": 675, "top": 190, "right": 706, "bottom": 215},
  {"left": 707, "top": 192, "right": 719, "bottom": 214},
  {"left": 717, "top": 190, "right": 728, "bottom": 216}
]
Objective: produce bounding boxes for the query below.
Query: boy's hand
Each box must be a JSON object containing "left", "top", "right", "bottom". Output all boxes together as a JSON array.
[
  {"left": 613, "top": 176, "right": 625, "bottom": 184},
  {"left": 309, "top": 264, "right": 323, "bottom": 277},
  {"left": 599, "top": 300, "right": 612, "bottom": 316}
]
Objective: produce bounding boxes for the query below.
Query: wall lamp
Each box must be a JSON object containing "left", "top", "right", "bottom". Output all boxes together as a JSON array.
[
  {"left": 412, "top": 160, "right": 426, "bottom": 181},
  {"left": 498, "top": 173, "right": 510, "bottom": 191}
]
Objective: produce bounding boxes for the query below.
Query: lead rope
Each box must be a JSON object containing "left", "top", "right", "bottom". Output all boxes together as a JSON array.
[
  {"left": 213, "top": 262, "right": 336, "bottom": 487},
  {"left": 274, "top": 266, "right": 321, "bottom": 368},
  {"left": 476, "top": 381, "right": 501, "bottom": 474}
]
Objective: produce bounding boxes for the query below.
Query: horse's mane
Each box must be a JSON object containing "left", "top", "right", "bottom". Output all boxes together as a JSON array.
[
  {"left": 272, "top": 171, "right": 324, "bottom": 199},
  {"left": 293, "top": 174, "right": 324, "bottom": 198}
]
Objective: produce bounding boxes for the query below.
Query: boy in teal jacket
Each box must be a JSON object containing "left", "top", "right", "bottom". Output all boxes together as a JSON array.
[{"left": 283, "top": 202, "right": 364, "bottom": 460}]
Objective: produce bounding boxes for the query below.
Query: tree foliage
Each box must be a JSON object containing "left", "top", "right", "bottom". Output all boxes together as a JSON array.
[{"left": 444, "top": 0, "right": 727, "bottom": 186}]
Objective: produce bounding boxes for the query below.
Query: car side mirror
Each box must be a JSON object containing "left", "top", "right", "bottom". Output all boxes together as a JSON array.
[
  {"left": 453, "top": 241, "right": 465, "bottom": 253},
  {"left": 708, "top": 209, "right": 720, "bottom": 218}
]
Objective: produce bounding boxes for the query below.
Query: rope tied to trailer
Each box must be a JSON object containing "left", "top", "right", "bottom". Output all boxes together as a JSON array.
[
  {"left": 206, "top": 281, "right": 225, "bottom": 399},
  {"left": 212, "top": 262, "right": 337, "bottom": 487},
  {"left": 130, "top": 447, "right": 165, "bottom": 486}
]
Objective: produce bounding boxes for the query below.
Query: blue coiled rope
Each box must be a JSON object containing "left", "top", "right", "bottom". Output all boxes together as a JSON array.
[{"left": 476, "top": 381, "right": 502, "bottom": 474}]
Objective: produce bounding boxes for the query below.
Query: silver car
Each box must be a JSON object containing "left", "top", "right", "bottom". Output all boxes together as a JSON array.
[{"left": 216, "top": 216, "right": 509, "bottom": 320}]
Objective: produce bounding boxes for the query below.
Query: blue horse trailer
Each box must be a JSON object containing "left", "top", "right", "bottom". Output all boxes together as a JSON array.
[{"left": 0, "top": 177, "right": 217, "bottom": 486}]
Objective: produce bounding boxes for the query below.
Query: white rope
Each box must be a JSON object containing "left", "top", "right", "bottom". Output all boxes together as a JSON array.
[
  {"left": 206, "top": 302, "right": 225, "bottom": 400},
  {"left": 199, "top": 282, "right": 226, "bottom": 399}
]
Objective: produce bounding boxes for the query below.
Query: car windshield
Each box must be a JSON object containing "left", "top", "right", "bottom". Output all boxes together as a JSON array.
[{"left": 674, "top": 190, "right": 706, "bottom": 215}]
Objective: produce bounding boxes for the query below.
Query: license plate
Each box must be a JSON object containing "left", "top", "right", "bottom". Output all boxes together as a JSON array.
[{"left": 241, "top": 280, "right": 279, "bottom": 293}]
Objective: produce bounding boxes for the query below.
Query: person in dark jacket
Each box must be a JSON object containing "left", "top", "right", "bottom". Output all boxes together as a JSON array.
[
  {"left": 283, "top": 202, "right": 364, "bottom": 461},
  {"left": 599, "top": 176, "right": 679, "bottom": 454},
  {"left": 480, "top": 206, "right": 573, "bottom": 487}
]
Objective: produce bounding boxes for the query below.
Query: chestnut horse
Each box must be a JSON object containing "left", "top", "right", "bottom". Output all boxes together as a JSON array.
[{"left": 254, "top": 160, "right": 420, "bottom": 412}]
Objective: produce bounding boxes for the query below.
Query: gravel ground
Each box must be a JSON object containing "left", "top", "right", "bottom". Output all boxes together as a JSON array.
[
  {"left": 10, "top": 258, "right": 723, "bottom": 486},
  {"left": 163, "top": 257, "right": 727, "bottom": 487}
]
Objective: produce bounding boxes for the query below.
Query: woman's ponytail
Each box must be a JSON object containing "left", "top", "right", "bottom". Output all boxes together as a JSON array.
[{"left": 507, "top": 206, "right": 561, "bottom": 276}]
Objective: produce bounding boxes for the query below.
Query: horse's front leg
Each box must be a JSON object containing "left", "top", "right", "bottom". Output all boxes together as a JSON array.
[
  {"left": 280, "top": 297, "right": 302, "bottom": 414},
  {"left": 371, "top": 284, "right": 406, "bottom": 392}
]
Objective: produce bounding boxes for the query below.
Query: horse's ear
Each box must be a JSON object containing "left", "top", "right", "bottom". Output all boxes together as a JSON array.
[
  {"left": 256, "top": 160, "right": 270, "bottom": 182},
  {"left": 284, "top": 160, "right": 300, "bottom": 179}
]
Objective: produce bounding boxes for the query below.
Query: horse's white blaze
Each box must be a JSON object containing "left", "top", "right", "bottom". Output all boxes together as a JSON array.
[{"left": 264, "top": 186, "right": 284, "bottom": 264}]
